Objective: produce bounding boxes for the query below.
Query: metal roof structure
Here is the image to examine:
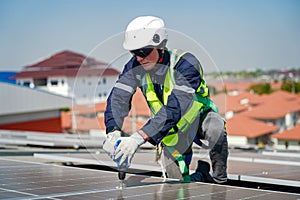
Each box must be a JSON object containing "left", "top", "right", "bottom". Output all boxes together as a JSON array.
[
  {"left": 0, "top": 130, "right": 102, "bottom": 149},
  {"left": 0, "top": 82, "right": 71, "bottom": 116},
  {"left": 0, "top": 157, "right": 299, "bottom": 200}
]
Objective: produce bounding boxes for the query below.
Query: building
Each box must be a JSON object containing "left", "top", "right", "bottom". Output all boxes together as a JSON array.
[
  {"left": 211, "top": 90, "right": 300, "bottom": 148},
  {"left": 226, "top": 114, "right": 279, "bottom": 148},
  {"left": 271, "top": 125, "right": 300, "bottom": 150},
  {"left": 62, "top": 88, "right": 150, "bottom": 134},
  {"left": 14, "top": 50, "right": 120, "bottom": 105},
  {"left": 0, "top": 82, "right": 72, "bottom": 133},
  {"left": 244, "top": 91, "right": 300, "bottom": 131}
]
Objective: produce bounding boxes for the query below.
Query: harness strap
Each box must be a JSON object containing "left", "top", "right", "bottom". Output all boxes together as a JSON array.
[{"left": 167, "top": 147, "right": 191, "bottom": 181}]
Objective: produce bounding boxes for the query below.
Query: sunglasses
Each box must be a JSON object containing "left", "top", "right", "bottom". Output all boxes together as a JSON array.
[{"left": 130, "top": 48, "right": 154, "bottom": 58}]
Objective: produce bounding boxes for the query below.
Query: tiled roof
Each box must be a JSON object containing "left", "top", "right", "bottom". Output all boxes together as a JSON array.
[
  {"left": 210, "top": 93, "right": 247, "bottom": 115},
  {"left": 208, "top": 81, "right": 253, "bottom": 92},
  {"left": 226, "top": 115, "right": 279, "bottom": 138},
  {"left": 74, "top": 116, "right": 101, "bottom": 130},
  {"left": 210, "top": 92, "right": 263, "bottom": 115},
  {"left": 129, "top": 88, "right": 150, "bottom": 117},
  {"left": 61, "top": 112, "right": 105, "bottom": 131},
  {"left": 14, "top": 50, "right": 120, "bottom": 78},
  {"left": 24, "top": 50, "right": 106, "bottom": 70},
  {"left": 121, "top": 117, "right": 147, "bottom": 134},
  {"left": 270, "top": 81, "right": 282, "bottom": 90},
  {"left": 62, "top": 82, "right": 299, "bottom": 139},
  {"left": 271, "top": 125, "right": 300, "bottom": 140},
  {"left": 14, "top": 66, "right": 120, "bottom": 78},
  {"left": 67, "top": 88, "right": 150, "bottom": 132},
  {"left": 243, "top": 91, "right": 300, "bottom": 119}
]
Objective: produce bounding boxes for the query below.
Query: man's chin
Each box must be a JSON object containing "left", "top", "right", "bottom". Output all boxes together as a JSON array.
[{"left": 142, "top": 63, "right": 156, "bottom": 71}]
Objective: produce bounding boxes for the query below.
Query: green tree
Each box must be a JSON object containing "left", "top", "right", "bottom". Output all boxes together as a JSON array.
[
  {"left": 281, "top": 80, "right": 300, "bottom": 94},
  {"left": 249, "top": 83, "right": 272, "bottom": 95}
]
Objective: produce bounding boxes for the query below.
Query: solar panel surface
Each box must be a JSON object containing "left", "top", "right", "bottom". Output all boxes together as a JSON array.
[
  {"left": 34, "top": 150, "right": 300, "bottom": 187},
  {"left": 0, "top": 157, "right": 299, "bottom": 200}
]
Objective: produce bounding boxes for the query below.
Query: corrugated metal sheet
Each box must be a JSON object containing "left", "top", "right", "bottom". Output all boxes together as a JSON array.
[{"left": 0, "top": 82, "right": 72, "bottom": 116}]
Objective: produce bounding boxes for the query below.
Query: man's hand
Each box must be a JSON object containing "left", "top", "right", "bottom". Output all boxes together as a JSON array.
[
  {"left": 103, "top": 130, "right": 121, "bottom": 158},
  {"left": 113, "top": 132, "right": 145, "bottom": 168}
]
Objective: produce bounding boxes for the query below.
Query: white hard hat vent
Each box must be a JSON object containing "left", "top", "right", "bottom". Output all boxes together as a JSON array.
[{"left": 152, "top": 34, "right": 160, "bottom": 43}]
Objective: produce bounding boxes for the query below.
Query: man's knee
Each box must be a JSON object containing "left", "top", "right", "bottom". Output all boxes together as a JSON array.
[{"left": 202, "top": 112, "right": 226, "bottom": 149}]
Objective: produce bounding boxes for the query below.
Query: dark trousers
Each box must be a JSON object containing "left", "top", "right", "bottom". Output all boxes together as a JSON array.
[{"left": 162, "top": 111, "right": 228, "bottom": 183}]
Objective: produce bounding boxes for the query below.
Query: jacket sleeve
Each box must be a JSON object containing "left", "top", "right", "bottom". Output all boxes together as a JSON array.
[
  {"left": 141, "top": 53, "right": 203, "bottom": 145},
  {"left": 104, "top": 58, "right": 140, "bottom": 133}
]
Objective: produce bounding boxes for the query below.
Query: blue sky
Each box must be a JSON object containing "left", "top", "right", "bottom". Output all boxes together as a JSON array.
[{"left": 1, "top": 0, "right": 300, "bottom": 72}]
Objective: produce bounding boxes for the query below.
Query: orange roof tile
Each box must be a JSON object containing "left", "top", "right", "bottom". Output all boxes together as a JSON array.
[
  {"left": 271, "top": 125, "right": 300, "bottom": 140},
  {"left": 129, "top": 88, "right": 151, "bottom": 117},
  {"left": 270, "top": 81, "right": 282, "bottom": 90},
  {"left": 208, "top": 81, "right": 254, "bottom": 92},
  {"left": 224, "top": 81, "right": 254, "bottom": 92},
  {"left": 210, "top": 92, "right": 262, "bottom": 115},
  {"left": 61, "top": 112, "right": 72, "bottom": 128},
  {"left": 72, "top": 104, "right": 97, "bottom": 115},
  {"left": 121, "top": 117, "right": 147, "bottom": 134},
  {"left": 226, "top": 115, "right": 279, "bottom": 138},
  {"left": 97, "top": 116, "right": 106, "bottom": 130},
  {"left": 243, "top": 91, "right": 300, "bottom": 119},
  {"left": 73, "top": 115, "right": 101, "bottom": 131},
  {"left": 94, "top": 102, "right": 107, "bottom": 112}
]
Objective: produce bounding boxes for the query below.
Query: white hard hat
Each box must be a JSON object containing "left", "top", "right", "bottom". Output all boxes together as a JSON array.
[{"left": 123, "top": 16, "right": 168, "bottom": 50}]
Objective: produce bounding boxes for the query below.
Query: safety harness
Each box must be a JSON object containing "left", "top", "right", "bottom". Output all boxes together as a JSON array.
[{"left": 140, "top": 49, "right": 218, "bottom": 181}]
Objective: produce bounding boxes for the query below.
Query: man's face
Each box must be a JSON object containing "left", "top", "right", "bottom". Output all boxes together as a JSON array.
[{"left": 132, "top": 48, "right": 159, "bottom": 71}]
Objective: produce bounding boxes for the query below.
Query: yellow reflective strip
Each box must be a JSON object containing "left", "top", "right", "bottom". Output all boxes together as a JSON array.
[
  {"left": 198, "top": 63, "right": 203, "bottom": 77},
  {"left": 177, "top": 101, "right": 203, "bottom": 133},
  {"left": 145, "top": 74, "right": 163, "bottom": 114},
  {"left": 163, "top": 69, "right": 173, "bottom": 105},
  {"left": 171, "top": 149, "right": 180, "bottom": 158},
  {"left": 196, "top": 79, "right": 209, "bottom": 97},
  {"left": 162, "top": 132, "right": 178, "bottom": 146},
  {"left": 144, "top": 49, "right": 212, "bottom": 148}
]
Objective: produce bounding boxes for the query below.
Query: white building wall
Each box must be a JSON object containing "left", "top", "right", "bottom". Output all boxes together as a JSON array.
[
  {"left": 70, "top": 75, "right": 117, "bottom": 105},
  {"left": 16, "top": 75, "right": 118, "bottom": 105},
  {"left": 271, "top": 138, "right": 300, "bottom": 150},
  {"left": 227, "top": 136, "right": 248, "bottom": 146},
  {"left": 47, "top": 76, "right": 69, "bottom": 96},
  {"left": 287, "top": 141, "right": 300, "bottom": 150}
]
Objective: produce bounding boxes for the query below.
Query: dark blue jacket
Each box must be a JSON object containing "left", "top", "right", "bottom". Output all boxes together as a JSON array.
[{"left": 105, "top": 50, "right": 203, "bottom": 145}]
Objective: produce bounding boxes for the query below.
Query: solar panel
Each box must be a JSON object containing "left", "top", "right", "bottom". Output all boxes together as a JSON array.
[
  {"left": 1, "top": 157, "right": 299, "bottom": 200},
  {"left": 34, "top": 150, "right": 300, "bottom": 187}
]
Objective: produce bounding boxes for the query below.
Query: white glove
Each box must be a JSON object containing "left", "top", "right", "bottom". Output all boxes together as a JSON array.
[
  {"left": 103, "top": 130, "right": 121, "bottom": 159},
  {"left": 113, "top": 132, "right": 145, "bottom": 168}
]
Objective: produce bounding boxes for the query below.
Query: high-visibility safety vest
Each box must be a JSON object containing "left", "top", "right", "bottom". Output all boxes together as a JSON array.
[
  {"left": 141, "top": 49, "right": 218, "bottom": 146},
  {"left": 140, "top": 49, "right": 218, "bottom": 181}
]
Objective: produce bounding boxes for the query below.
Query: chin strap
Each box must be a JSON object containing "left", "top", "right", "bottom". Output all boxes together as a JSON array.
[{"left": 157, "top": 49, "right": 164, "bottom": 63}]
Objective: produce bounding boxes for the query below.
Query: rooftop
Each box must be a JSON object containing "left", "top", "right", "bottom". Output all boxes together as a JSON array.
[
  {"left": 14, "top": 50, "right": 120, "bottom": 78},
  {"left": 24, "top": 50, "right": 106, "bottom": 70},
  {"left": 271, "top": 125, "right": 300, "bottom": 140},
  {"left": 226, "top": 114, "right": 279, "bottom": 138}
]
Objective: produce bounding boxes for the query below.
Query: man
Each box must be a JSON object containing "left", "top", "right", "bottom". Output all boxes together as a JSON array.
[{"left": 103, "top": 16, "right": 228, "bottom": 183}]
